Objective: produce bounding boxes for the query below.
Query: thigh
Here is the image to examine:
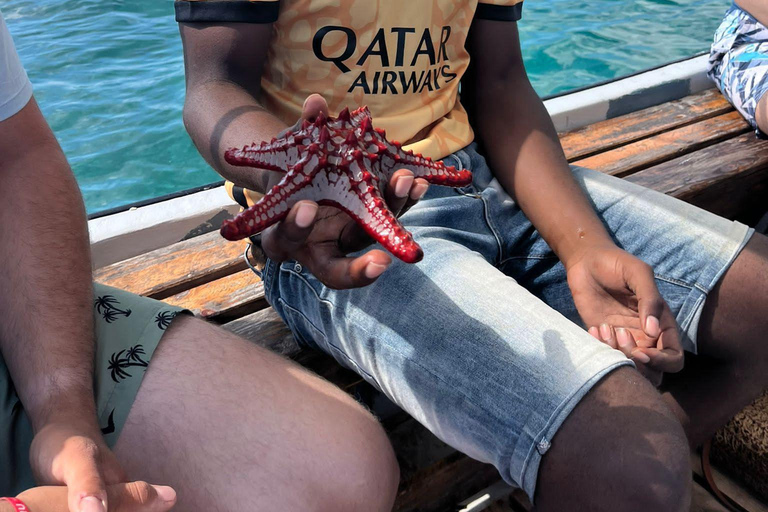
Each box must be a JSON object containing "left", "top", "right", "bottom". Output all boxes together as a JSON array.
[
  {"left": 499, "top": 166, "right": 752, "bottom": 354},
  {"left": 113, "top": 315, "right": 398, "bottom": 512},
  {"left": 267, "top": 235, "right": 632, "bottom": 498}
]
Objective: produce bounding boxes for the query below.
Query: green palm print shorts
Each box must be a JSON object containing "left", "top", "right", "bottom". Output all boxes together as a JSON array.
[{"left": 0, "top": 283, "right": 186, "bottom": 495}]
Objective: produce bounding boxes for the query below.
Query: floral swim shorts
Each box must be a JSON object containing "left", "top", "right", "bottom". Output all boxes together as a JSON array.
[{"left": 709, "top": 3, "right": 768, "bottom": 136}]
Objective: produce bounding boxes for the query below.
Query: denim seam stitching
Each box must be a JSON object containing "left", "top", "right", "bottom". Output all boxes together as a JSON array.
[
  {"left": 278, "top": 299, "right": 330, "bottom": 344},
  {"left": 498, "top": 254, "right": 558, "bottom": 265},
  {"left": 678, "top": 293, "right": 705, "bottom": 336},
  {"left": 478, "top": 196, "right": 505, "bottom": 264},
  {"left": 326, "top": 343, "right": 379, "bottom": 383},
  {"left": 275, "top": 271, "right": 382, "bottom": 383},
  {"left": 280, "top": 266, "right": 337, "bottom": 308},
  {"left": 653, "top": 273, "right": 697, "bottom": 290}
]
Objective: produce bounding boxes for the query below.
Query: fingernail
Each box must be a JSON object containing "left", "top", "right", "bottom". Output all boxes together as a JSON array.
[
  {"left": 295, "top": 203, "right": 317, "bottom": 228},
  {"left": 588, "top": 326, "right": 600, "bottom": 339},
  {"left": 395, "top": 175, "right": 414, "bottom": 198},
  {"left": 616, "top": 328, "right": 632, "bottom": 349},
  {"left": 153, "top": 485, "right": 177, "bottom": 503},
  {"left": 599, "top": 323, "right": 612, "bottom": 342},
  {"left": 411, "top": 183, "right": 429, "bottom": 201},
  {"left": 80, "top": 496, "right": 106, "bottom": 512},
  {"left": 645, "top": 315, "right": 661, "bottom": 338},
  {"left": 365, "top": 261, "right": 389, "bottom": 279},
  {"left": 632, "top": 351, "right": 651, "bottom": 364}
]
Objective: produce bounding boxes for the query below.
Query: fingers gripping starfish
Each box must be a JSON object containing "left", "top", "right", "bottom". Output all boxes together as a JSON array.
[{"left": 220, "top": 106, "right": 472, "bottom": 263}]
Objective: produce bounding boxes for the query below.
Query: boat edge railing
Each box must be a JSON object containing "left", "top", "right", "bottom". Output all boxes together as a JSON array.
[{"left": 88, "top": 53, "right": 711, "bottom": 268}]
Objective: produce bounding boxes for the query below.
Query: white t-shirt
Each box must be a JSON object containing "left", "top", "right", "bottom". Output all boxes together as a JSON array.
[{"left": 0, "top": 10, "right": 32, "bottom": 122}]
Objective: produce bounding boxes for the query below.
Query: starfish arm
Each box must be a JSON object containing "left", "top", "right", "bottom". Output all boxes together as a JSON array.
[
  {"left": 221, "top": 104, "right": 468, "bottom": 262},
  {"left": 357, "top": 189, "right": 423, "bottom": 263},
  {"left": 321, "top": 179, "right": 423, "bottom": 263},
  {"left": 220, "top": 154, "right": 323, "bottom": 240},
  {"left": 224, "top": 138, "right": 305, "bottom": 172},
  {"left": 356, "top": 116, "right": 472, "bottom": 187},
  {"left": 386, "top": 152, "right": 473, "bottom": 187}
]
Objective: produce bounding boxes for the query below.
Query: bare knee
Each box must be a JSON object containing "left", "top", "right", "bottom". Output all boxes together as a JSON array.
[
  {"left": 535, "top": 367, "right": 691, "bottom": 512},
  {"left": 315, "top": 396, "right": 400, "bottom": 512},
  {"left": 116, "top": 317, "right": 399, "bottom": 512},
  {"left": 757, "top": 94, "right": 768, "bottom": 135}
]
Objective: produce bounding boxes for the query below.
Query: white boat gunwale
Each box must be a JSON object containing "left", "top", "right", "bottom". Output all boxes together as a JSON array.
[{"left": 88, "top": 54, "right": 712, "bottom": 268}]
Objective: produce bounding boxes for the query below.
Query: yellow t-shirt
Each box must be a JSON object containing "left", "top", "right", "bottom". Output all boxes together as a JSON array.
[{"left": 176, "top": 0, "right": 523, "bottom": 205}]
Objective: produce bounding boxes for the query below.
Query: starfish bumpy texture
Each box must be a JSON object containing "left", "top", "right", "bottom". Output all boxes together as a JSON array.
[{"left": 220, "top": 106, "right": 472, "bottom": 263}]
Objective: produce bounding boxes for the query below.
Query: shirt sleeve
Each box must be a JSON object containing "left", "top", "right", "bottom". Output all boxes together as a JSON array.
[
  {"left": 175, "top": 0, "right": 280, "bottom": 23},
  {"left": 475, "top": 0, "right": 524, "bottom": 21},
  {"left": 0, "top": 11, "right": 33, "bottom": 122}
]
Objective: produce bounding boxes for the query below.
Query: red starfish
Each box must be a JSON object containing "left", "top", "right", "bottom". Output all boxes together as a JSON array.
[{"left": 220, "top": 106, "right": 472, "bottom": 263}]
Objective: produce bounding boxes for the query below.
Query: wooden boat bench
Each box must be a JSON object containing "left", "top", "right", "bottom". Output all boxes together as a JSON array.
[{"left": 95, "top": 88, "right": 768, "bottom": 511}]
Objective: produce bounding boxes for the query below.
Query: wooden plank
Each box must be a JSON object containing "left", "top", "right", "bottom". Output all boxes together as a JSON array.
[
  {"left": 627, "top": 133, "right": 768, "bottom": 219},
  {"left": 394, "top": 455, "right": 500, "bottom": 512},
  {"left": 388, "top": 417, "right": 519, "bottom": 512},
  {"left": 691, "top": 481, "right": 731, "bottom": 512},
  {"left": 480, "top": 478, "right": 736, "bottom": 512},
  {"left": 692, "top": 451, "right": 768, "bottom": 512},
  {"left": 462, "top": 482, "right": 529, "bottom": 512},
  {"left": 162, "top": 269, "right": 266, "bottom": 322},
  {"left": 573, "top": 111, "right": 750, "bottom": 178},
  {"left": 95, "top": 231, "right": 247, "bottom": 298},
  {"left": 224, "top": 307, "right": 299, "bottom": 356},
  {"left": 561, "top": 89, "right": 733, "bottom": 161},
  {"left": 160, "top": 135, "right": 768, "bottom": 322},
  {"left": 93, "top": 90, "right": 732, "bottom": 303}
]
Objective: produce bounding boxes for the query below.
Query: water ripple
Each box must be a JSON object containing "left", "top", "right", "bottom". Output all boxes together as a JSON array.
[{"left": 0, "top": 0, "right": 731, "bottom": 213}]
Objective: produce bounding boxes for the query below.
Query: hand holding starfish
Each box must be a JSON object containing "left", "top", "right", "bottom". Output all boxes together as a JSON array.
[{"left": 255, "top": 95, "right": 431, "bottom": 289}]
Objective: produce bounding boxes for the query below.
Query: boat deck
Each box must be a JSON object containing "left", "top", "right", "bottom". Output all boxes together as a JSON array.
[{"left": 94, "top": 88, "right": 768, "bottom": 511}]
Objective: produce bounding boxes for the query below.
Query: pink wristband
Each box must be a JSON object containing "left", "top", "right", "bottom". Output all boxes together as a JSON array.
[{"left": 1, "top": 498, "right": 29, "bottom": 512}]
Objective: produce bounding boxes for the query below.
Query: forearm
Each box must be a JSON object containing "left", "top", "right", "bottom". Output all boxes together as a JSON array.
[
  {"left": 183, "top": 80, "right": 288, "bottom": 192},
  {"left": 0, "top": 99, "right": 97, "bottom": 431},
  {"left": 476, "top": 78, "right": 612, "bottom": 266},
  {"left": 473, "top": 72, "right": 614, "bottom": 268}
]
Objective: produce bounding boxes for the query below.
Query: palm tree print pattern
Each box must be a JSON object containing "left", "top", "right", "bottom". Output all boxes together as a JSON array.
[
  {"left": 108, "top": 344, "right": 149, "bottom": 383},
  {"left": 155, "top": 310, "right": 179, "bottom": 330},
  {"left": 94, "top": 295, "right": 132, "bottom": 323}
]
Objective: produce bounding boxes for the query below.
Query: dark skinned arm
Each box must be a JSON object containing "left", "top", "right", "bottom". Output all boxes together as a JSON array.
[
  {"left": 179, "top": 22, "right": 284, "bottom": 193},
  {"left": 178, "top": 22, "right": 426, "bottom": 288},
  {"left": 465, "top": 19, "right": 683, "bottom": 380},
  {"left": 465, "top": 21, "right": 613, "bottom": 267}
]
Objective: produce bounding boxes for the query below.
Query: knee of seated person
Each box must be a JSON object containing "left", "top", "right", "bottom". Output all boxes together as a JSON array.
[
  {"left": 757, "top": 95, "right": 768, "bottom": 135},
  {"left": 590, "top": 426, "right": 691, "bottom": 511},
  {"left": 314, "top": 403, "right": 400, "bottom": 512},
  {"left": 536, "top": 368, "right": 691, "bottom": 511}
]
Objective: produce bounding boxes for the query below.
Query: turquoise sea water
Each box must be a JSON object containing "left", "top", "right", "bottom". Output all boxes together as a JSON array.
[{"left": 1, "top": 0, "right": 731, "bottom": 214}]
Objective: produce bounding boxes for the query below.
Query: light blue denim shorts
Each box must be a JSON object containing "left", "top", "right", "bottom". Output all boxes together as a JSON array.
[{"left": 262, "top": 144, "right": 753, "bottom": 500}]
